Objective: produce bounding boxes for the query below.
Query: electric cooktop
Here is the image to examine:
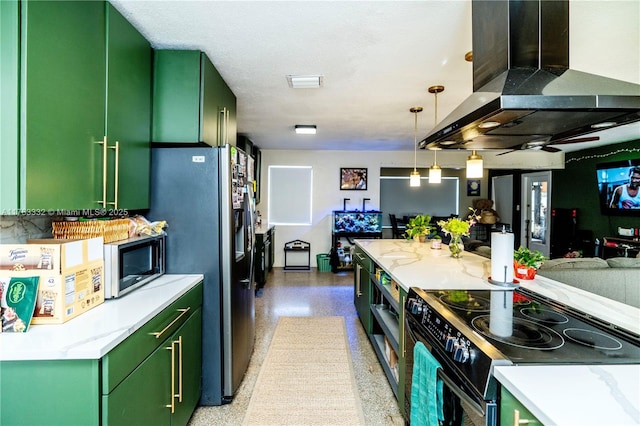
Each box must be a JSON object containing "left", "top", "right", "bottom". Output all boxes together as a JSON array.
[{"left": 415, "top": 288, "right": 640, "bottom": 364}]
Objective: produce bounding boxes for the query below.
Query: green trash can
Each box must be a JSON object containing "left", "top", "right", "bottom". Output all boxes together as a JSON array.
[{"left": 316, "top": 254, "right": 331, "bottom": 272}]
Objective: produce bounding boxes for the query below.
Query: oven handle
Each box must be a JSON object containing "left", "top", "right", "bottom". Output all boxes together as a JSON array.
[{"left": 404, "top": 314, "right": 486, "bottom": 418}]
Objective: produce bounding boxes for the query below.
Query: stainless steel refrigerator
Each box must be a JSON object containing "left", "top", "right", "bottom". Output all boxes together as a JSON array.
[{"left": 148, "top": 144, "right": 256, "bottom": 405}]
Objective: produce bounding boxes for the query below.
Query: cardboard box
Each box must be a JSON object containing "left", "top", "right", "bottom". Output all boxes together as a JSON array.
[{"left": 0, "top": 238, "right": 104, "bottom": 324}]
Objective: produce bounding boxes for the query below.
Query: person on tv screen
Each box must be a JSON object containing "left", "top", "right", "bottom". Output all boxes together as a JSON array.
[{"left": 609, "top": 166, "right": 640, "bottom": 209}]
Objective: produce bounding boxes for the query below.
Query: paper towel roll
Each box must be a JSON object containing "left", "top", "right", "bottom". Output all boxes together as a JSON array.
[
  {"left": 490, "top": 290, "right": 514, "bottom": 337},
  {"left": 491, "top": 232, "right": 514, "bottom": 283}
]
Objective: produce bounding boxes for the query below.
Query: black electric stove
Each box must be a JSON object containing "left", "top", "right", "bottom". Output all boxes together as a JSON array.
[{"left": 404, "top": 287, "right": 640, "bottom": 414}]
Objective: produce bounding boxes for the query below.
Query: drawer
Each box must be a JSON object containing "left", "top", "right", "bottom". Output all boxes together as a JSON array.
[
  {"left": 353, "top": 245, "right": 373, "bottom": 273},
  {"left": 101, "top": 281, "right": 203, "bottom": 394}
]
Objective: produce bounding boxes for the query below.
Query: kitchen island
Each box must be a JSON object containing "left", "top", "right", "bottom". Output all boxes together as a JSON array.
[
  {"left": 355, "top": 239, "right": 640, "bottom": 424},
  {"left": 0, "top": 274, "right": 203, "bottom": 426}
]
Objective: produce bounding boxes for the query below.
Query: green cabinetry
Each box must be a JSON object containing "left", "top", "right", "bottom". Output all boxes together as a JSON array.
[
  {"left": 104, "top": 3, "right": 152, "bottom": 210},
  {"left": 152, "top": 50, "right": 237, "bottom": 146},
  {"left": 500, "top": 387, "right": 543, "bottom": 426},
  {"left": 0, "top": 1, "right": 151, "bottom": 211},
  {"left": 353, "top": 245, "right": 373, "bottom": 333},
  {"left": 18, "top": 0, "right": 106, "bottom": 210},
  {"left": 0, "top": 282, "right": 203, "bottom": 426},
  {"left": 353, "top": 245, "right": 406, "bottom": 414}
]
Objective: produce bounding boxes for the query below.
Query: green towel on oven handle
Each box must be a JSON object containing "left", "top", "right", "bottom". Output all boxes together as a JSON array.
[{"left": 411, "top": 341, "right": 444, "bottom": 426}]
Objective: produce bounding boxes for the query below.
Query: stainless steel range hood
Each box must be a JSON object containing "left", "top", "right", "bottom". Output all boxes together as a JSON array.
[{"left": 420, "top": 0, "right": 640, "bottom": 152}]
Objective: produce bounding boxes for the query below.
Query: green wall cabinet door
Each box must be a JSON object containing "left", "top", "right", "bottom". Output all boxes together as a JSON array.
[
  {"left": 153, "top": 50, "right": 237, "bottom": 146},
  {"left": 0, "top": 0, "right": 20, "bottom": 212},
  {"left": 20, "top": 0, "right": 106, "bottom": 210},
  {"left": 105, "top": 3, "right": 152, "bottom": 210}
]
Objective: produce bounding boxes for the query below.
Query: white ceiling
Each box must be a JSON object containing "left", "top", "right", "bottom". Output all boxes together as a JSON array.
[{"left": 110, "top": 0, "right": 640, "bottom": 153}]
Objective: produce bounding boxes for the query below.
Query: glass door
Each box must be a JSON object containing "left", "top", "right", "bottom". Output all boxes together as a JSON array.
[{"left": 521, "top": 171, "right": 551, "bottom": 257}]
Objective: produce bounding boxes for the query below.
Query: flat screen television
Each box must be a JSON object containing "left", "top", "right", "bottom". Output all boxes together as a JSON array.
[{"left": 596, "top": 159, "right": 640, "bottom": 215}]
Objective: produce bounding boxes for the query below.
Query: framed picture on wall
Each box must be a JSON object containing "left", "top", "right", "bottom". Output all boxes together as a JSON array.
[
  {"left": 467, "top": 179, "right": 481, "bottom": 196},
  {"left": 340, "top": 168, "right": 367, "bottom": 190}
]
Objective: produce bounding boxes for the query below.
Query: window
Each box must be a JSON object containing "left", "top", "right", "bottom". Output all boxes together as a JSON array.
[{"left": 268, "top": 166, "right": 313, "bottom": 225}]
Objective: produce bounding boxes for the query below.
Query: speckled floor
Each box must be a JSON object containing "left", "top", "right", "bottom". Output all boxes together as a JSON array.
[{"left": 188, "top": 268, "right": 405, "bottom": 426}]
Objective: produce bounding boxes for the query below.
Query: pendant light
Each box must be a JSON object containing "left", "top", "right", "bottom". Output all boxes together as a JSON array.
[
  {"left": 409, "top": 106, "right": 423, "bottom": 187},
  {"left": 466, "top": 150, "right": 484, "bottom": 178},
  {"left": 427, "top": 85, "right": 444, "bottom": 184}
]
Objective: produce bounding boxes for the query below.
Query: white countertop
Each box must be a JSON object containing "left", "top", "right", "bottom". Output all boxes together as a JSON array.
[
  {"left": 494, "top": 365, "right": 640, "bottom": 425},
  {"left": 356, "top": 239, "right": 640, "bottom": 334},
  {"left": 255, "top": 224, "right": 274, "bottom": 235},
  {"left": 0, "top": 274, "right": 203, "bottom": 361}
]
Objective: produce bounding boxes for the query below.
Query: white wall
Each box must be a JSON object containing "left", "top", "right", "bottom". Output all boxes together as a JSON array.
[{"left": 258, "top": 149, "right": 497, "bottom": 267}]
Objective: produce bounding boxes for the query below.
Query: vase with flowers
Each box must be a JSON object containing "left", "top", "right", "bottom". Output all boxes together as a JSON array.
[{"left": 437, "top": 209, "right": 480, "bottom": 258}]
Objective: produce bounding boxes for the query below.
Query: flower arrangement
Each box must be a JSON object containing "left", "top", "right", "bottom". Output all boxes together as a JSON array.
[
  {"left": 437, "top": 208, "right": 480, "bottom": 238},
  {"left": 437, "top": 209, "right": 480, "bottom": 258}
]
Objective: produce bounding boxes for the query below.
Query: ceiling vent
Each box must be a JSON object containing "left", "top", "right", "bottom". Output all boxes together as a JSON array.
[{"left": 286, "top": 75, "right": 323, "bottom": 89}]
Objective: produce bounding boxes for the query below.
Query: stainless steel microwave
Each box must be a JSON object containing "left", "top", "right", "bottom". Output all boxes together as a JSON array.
[{"left": 104, "top": 234, "right": 165, "bottom": 298}]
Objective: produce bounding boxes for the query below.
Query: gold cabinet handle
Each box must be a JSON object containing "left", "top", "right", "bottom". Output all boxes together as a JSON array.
[
  {"left": 355, "top": 264, "right": 362, "bottom": 297},
  {"left": 107, "top": 141, "right": 119, "bottom": 209},
  {"left": 95, "top": 136, "right": 108, "bottom": 207},
  {"left": 177, "top": 335, "right": 183, "bottom": 402},
  {"left": 151, "top": 308, "right": 190, "bottom": 339},
  {"left": 165, "top": 341, "right": 176, "bottom": 413}
]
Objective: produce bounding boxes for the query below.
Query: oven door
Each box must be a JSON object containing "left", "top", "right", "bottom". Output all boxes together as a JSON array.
[{"left": 404, "top": 314, "right": 496, "bottom": 426}]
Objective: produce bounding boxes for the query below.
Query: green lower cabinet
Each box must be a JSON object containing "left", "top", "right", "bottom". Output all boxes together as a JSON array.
[
  {"left": 353, "top": 249, "right": 372, "bottom": 334},
  {"left": 103, "top": 308, "right": 202, "bottom": 426},
  {"left": 500, "top": 387, "right": 543, "bottom": 426},
  {"left": 0, "top": 359, "right": 101, "bottom": 426},
  {"left": 397, "top": 287, "right": 407, "bottom": 418}
]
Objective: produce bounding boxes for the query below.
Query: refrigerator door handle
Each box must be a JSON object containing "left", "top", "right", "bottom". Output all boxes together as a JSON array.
[{"left": 246, "top": 185, "right": 256, "bottom": 289}]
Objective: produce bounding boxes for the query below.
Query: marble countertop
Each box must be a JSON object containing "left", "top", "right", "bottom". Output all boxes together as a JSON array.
[
  {"left": 0, "top": 274, "right": 203, "bottom": 361},
  {"left": 355, "top": 239, "right": 639, "bottom": 334},
  {"left": 494, "top": 365, "right": 640, "bottom": 425}
]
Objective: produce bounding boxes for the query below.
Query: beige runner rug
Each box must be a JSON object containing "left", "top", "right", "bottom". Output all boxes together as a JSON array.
[{"left": 242, "top": 316, "right": 366, "bottom": 426}]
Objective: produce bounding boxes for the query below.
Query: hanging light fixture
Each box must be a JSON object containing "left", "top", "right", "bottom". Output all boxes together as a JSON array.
[
  {"left": 427, "top": 85, "right": 444, "bottom": 184},
  {"left": 466, "top": 150, "right": 484, "bottom": 178},
  {"left": 409, "top": 106, "right": 423, "bottom": 187}
]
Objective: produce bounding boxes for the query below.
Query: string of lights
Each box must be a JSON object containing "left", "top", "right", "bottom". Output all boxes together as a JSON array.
[{"left": 565, "top": 147, "right": 640, "bottom": 164}]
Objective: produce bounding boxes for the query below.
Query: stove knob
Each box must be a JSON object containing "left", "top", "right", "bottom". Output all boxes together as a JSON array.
[
  {"left": 445, "top": 336, "right": 457, "bottom": 352},
  {"left": 411, "top": 301, "right": 423, "bottom": 315},
  {"left": 453, "top": 345, "right": 470, "bottom": 363}
]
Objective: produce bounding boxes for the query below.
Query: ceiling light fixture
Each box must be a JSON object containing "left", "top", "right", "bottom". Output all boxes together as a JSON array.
[
  {"left": 286, "top": 75, "right": 323, "bottom": 89},
  {"left": 295, "top": 125, "right": 317, "bottom": 135},
  {"left": 428, "top": 85, "right": 444, "bottom": 184},
  {"left": 466, "top": 150, "right": 484, "bottom": 178},
  {"left": 409, "top": 106, "right": 423, "bottom": 187}
]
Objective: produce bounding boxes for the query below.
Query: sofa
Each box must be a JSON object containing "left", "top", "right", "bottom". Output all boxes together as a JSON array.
[{"left": 537, "top": 257, "right": 640, "bottom": 309}]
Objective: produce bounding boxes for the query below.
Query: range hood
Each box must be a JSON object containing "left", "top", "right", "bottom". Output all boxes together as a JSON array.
[{"left": 420, "top": 0, "right": 640, "bottom": 152}]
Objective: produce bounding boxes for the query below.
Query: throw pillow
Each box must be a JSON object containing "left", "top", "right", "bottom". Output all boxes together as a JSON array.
[
  {"left": 606, "top": 257, "right": 640, "bottom": 268},
  {"left": 539, "top": 257, "right": 609, "bottom": 270}
]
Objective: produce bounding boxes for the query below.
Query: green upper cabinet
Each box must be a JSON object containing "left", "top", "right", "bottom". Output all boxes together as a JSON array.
[
  {"left": 1, "top": 1, "right": 152, "bottom": 211},
  {"left": 105, "top": 3, "right": 152, "bottom": 210},
  {"left": 153, "top": 50, "right": 237, "bottom": 146},
  {"left": 0, "top": 0, "right": 20, "bottom": 212},
  {"left": 20, "top": 0, "right": 106, "bottom": 210}
]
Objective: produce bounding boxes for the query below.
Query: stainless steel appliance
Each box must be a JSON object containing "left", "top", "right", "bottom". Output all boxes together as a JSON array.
[
  {"left": 148, "top": 144, "right": 256, "bottom": 405},
  {"left": 404, "top": 287, "right": 640, "bottom": 425},
  {"left": 420, "top": 0, "right": 640, "bottom": 153},
  {"left": 103, "top": 234, "right": 165, "bottom": 299}
]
